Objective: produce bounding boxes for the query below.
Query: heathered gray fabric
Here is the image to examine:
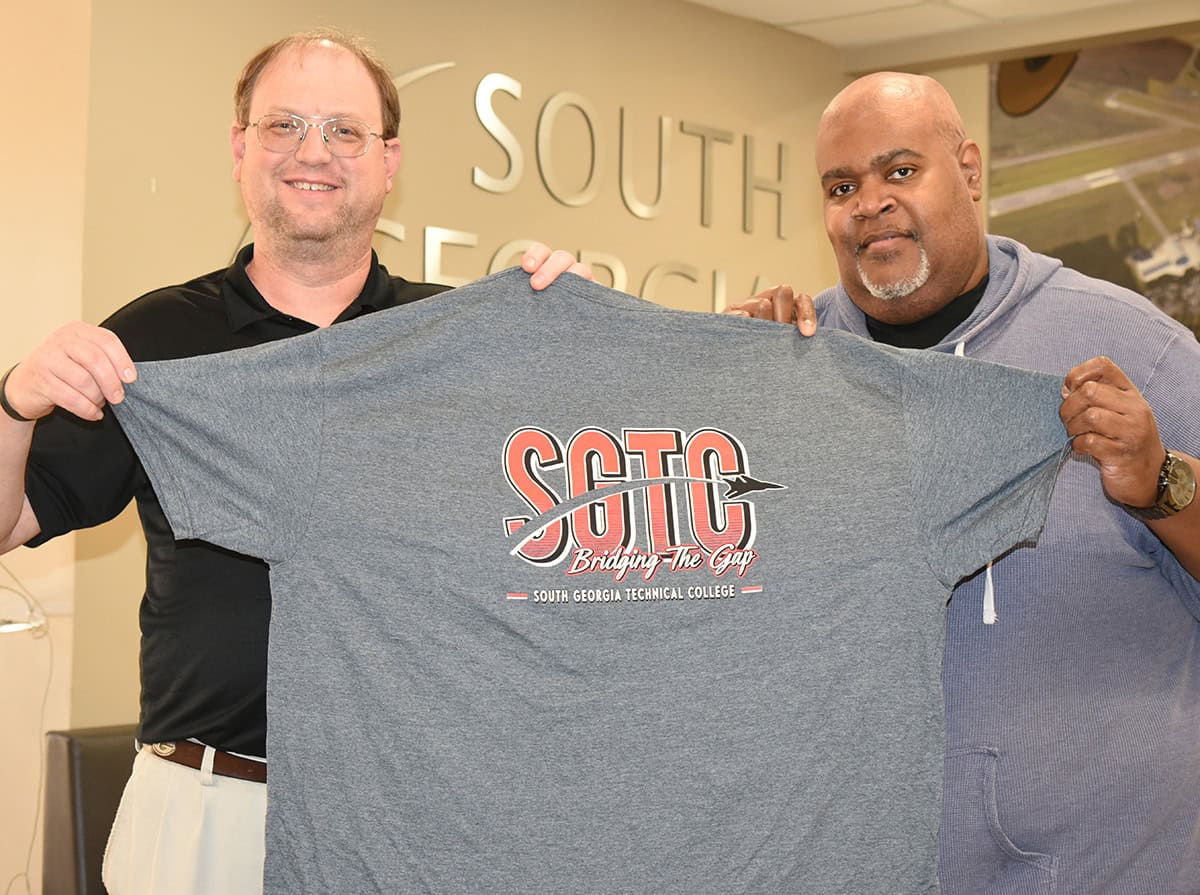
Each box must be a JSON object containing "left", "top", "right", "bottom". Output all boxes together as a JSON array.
[{"left": 112, "top": 268, "right": 1067, "bottom": 894}]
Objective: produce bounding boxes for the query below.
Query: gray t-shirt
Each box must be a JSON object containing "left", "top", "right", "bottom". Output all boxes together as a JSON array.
[{"left": 113, "top": 268, "right": 1067, "bottom": 894}]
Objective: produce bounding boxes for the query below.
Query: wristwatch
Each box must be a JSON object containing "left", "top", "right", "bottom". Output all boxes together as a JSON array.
[{"left": 1122, "top": 450, "right": 1197, "bottom": 521}]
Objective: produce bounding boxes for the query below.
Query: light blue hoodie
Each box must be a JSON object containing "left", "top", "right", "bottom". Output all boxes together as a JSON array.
[{"left": 816, "top": 235, "right": 1200, "bottom": 894}]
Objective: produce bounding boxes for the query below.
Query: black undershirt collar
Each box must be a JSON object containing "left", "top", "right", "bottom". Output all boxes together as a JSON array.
[{"left": 865, "top": 275, "right": 989, "bottom": 350}]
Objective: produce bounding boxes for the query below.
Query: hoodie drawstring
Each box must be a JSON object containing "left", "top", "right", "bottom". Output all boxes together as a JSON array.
[
  {"left": 954, "top": 339, "right": 998, "bottom": 625},
  {"left": 982, "top": 564, "right": 998, "bottom": 625}
]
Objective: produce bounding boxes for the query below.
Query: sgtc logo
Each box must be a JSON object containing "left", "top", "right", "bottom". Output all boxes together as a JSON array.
[{"left": 503, "top": 427, "right": 785, "bottom": 582}]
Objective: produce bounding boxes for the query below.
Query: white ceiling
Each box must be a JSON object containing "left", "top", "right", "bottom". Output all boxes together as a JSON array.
[{"left": 686, "top": 0, "right": 1200, "bottom": 70}]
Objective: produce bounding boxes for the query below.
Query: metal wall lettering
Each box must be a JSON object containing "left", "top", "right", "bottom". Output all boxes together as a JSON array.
[
  {"left": 454, "top": 69, "right": 797, "bottom": 305},
  {"left": 470, "top": 72, "right": 793, "bottom": 237},
  {"left": 579, "top": 250, "right": 629, "bottom": 293},
  {"left": 742, "top": 136, "right": 788, "bottom": 238},
  {"left": 488, "top": 238, "right": 538, "bottom": 274},
  {"left": 678, "top": 122, "right": 735, "bottom": 228},
  {"left": 375, "top": 218, "right": 406, "bottom": 244},
  {"left": 377, "top": 219, "right": 770, "bottom": 310},
  {"left": 711, "top": 269, "right": 772, "bottom": 310},
  {"left": 537, "top": 91, "right": 603, "bottom": 207},
  {"left": 620, "top": 110, "right": 672, "bottom": 219},
  {"left": 642, "top": 261, "right": 699, "bottom": 298},
  {"left": 473, "top": 73, "right": 524, "bottom": 194},
  {"left": 424, "top": 226, "right": 479, "bottom": 287}
]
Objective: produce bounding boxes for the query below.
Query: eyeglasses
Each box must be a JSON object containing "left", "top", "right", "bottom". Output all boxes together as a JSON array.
[{"left": 246, "top": 113, "right": 383, "bottom": 158}]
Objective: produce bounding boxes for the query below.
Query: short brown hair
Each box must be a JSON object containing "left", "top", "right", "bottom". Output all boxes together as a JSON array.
[{"left": 233, "top": 29, "right": 401, "bottom": 139}]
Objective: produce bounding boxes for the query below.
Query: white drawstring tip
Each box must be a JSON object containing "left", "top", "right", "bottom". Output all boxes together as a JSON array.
[{"left": 983, "top": 560, "right": 998, "bottom": 625}]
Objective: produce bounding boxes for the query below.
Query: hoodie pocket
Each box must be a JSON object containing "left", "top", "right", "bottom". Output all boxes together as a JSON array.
[{"left": 940, "top": 747, "right": 1057, "bottom": 895}]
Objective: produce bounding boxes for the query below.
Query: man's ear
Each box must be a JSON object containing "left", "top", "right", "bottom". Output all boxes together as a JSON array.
[
  {"left": 960, "top": 139, "right": 984, "bottom": 201},
  {"left": 383, "top": 138, "right": 402, "bottom": 193},
  {"left": 231, "top": 122, "right": 247, "bottom": 182}
]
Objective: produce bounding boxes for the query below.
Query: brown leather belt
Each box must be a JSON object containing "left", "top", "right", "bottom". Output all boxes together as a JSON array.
[{"left": 149, "top": 740, "right": 267, "bottom": 784}]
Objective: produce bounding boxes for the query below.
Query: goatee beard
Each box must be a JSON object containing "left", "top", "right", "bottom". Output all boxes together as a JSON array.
[{"left": 857, "top": 240, "right": 931, "bottom": 301}]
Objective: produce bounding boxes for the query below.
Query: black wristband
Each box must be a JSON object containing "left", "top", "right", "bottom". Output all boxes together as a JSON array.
[{"left": 0, "top": 365, "right": 34, "bottom": 423}]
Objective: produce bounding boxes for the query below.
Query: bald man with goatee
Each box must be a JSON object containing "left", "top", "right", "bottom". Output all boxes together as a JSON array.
[{"left": 733, "top": 72, "right": 1200, "bottom": 895}]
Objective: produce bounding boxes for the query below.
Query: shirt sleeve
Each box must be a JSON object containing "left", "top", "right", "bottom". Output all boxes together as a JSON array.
[
  {"left": 899, "top": 348, "right": 1069, "bottom": 588},
  {"left": 23, "top": 410, "right": 143, "bottom": 545},
  {"left": 110, "top": 332, "right": 326, "bottom": 564},
  {"left": 1138, "top": 329, "right": 1200, "bottom": 611}
]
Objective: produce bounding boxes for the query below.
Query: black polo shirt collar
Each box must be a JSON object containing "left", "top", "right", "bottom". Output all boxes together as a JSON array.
[{"left": 222, "top": 243, "right": 393, "bottom": 332}]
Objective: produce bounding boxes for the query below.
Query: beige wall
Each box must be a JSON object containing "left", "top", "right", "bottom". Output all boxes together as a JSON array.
[{"left": 0, "top": 0, "right": 92, "bottom": 887}]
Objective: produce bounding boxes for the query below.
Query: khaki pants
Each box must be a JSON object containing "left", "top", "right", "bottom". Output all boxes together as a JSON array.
[{"left": 102, "top": 744, "right": 267, "bottom": 895}]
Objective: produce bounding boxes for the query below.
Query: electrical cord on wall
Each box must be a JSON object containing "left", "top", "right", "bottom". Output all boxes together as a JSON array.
[{"left": 1, "top": 559, "right": 54, "bottom": 895}]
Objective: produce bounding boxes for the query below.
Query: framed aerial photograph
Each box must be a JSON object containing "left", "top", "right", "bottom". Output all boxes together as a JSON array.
[{"left": 989, "top": 35, "right": 1200, "bottom": 337}]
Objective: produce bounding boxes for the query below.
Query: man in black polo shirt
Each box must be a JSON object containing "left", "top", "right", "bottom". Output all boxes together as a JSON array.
[{"left": 0, "top": 29, "right": 587, "bottom": 895}]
